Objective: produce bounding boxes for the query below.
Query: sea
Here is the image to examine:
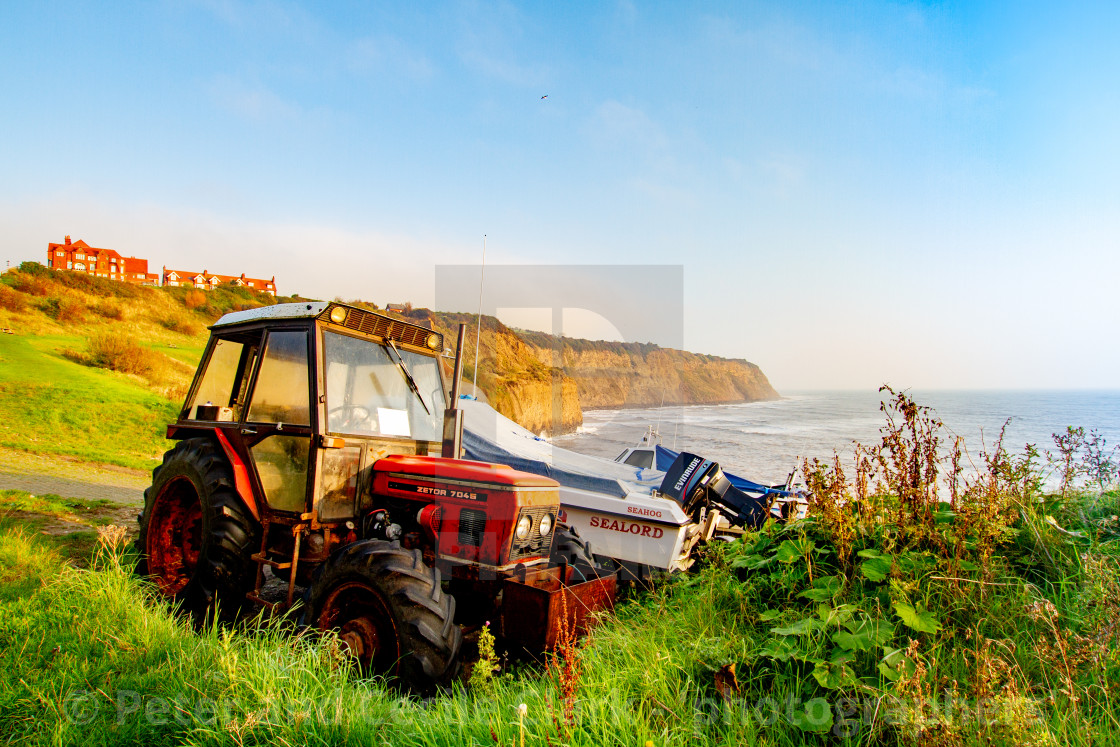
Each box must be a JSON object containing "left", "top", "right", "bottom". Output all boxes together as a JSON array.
[{"left": 550, "top": 390, "right": 1120, "bottom": 487}]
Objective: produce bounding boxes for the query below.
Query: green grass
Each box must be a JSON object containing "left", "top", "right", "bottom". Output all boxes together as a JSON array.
[
  {"left": 0, "top": 333, "right": 180, "bottom": 470},
  {"left": 0, "top": 490, "right": 122, "bottom": 571},
  {"left": 0, "top": 483, "right": 1116, "bottom": 746},
  {"left": 0, "top": 489, "right": 116, "bottom": 518}
]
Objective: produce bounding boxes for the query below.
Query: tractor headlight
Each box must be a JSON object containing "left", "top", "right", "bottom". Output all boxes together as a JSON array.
[
  {"left": 329, "top": 306, "right": 348, "bottom": 324},
  {"left": 538, "top": 513, "right": 553, "bottom": 537},
  {"left": 515, "top": 515, "right": 532, "bottom": 540}
]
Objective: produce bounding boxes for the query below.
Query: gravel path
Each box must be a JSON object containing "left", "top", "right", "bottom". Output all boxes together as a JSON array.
[
  {"left": 0, "top": 447, "right": 150, "bottom": 506},
  {"left": 0, "top": 470, "right": 145, "bottom": 505}
]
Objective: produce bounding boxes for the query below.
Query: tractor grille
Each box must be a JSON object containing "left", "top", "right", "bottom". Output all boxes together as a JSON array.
[
  {"left": 458, "top": 508, "right": 487, "bottom": 547},
  {"left": 336, "top": 307, "right": 441, "bottom": 350},
  {"left": 510, "top": 506, "right": 554, "bottom": 562}
]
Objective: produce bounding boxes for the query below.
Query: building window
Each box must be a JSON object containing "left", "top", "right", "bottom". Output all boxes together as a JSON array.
[
  {"left": 56, "top": 251, "right": 64, "bottom": 256},
  {"left": 67, "top": 262, "right": 73, "bottom": 269},
  {"left": 74, "top": 262, "right": 85, "bottom": 271}
]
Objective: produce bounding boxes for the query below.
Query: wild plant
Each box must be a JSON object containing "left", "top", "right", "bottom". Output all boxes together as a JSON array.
[
  {"left": 1050, "top": 426, "right": 1086, "bottom": 499},
  {"left": 1081, "top": 429, "right": 1118, "bottom": 494},
  {"left": 182, "top": 289, "right": 207, "bottom": 310},
  {"left": 41, "top": 293, "right": 85, "bottom": 322},
  {"left": 951, "top": 424, "right": 1035, "bottom": 575},
  {"left": 160, "top": 315, "right": 200, "bottom": 336},
  {"left": 547, "top": 591, "right": 582, "bottom": 739},
  {"left": 92, "top": 300, "right": 125, "bottom": 320},
  {"left": 878, "top": 385, "right": 942, "bottom": 539},
  {"left": 468, "top": 622, "right": 499, "bottom": 692},
  {"left": 728, "top": 389, "right": 1120, "bottom": 744},
  {"left": 0, "top": 284, "right": 27, "bottom": 312}
]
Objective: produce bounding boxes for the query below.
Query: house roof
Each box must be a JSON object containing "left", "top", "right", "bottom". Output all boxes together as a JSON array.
[{"left": 163, "top": 268, "right": 276, "bottom": 290}]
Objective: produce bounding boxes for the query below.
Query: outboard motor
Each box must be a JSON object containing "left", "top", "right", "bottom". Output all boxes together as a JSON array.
[{"left": 659, "top": 452, "right": 771, "bottom": 529}]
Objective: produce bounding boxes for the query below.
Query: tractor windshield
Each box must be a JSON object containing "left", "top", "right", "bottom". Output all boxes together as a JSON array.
[{"left": 322, "top": 330, "right": 445, "bottom": 441}]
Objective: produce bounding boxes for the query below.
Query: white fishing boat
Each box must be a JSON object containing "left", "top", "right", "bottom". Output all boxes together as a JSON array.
[{"left": 459, "top": 398, "right": 807, "bottom": 580}]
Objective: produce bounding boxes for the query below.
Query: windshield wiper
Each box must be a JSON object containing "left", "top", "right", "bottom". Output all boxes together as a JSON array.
[{"left": 384, "top": 340, "right": 431, "bottom": 416}]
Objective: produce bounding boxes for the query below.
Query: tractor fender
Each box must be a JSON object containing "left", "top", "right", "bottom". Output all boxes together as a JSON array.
[{"left": 212, "top": 428, "right": 261, "bottom": 522}]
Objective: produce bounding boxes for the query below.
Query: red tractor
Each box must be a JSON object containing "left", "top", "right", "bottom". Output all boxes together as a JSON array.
[{"left": 137, "top": 301, "right": 614, "bottom": 689}]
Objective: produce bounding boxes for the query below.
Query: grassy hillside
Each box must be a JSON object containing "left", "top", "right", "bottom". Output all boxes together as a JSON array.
[{"left": 0, "top": 263, "right": 299, "bottom": 470}]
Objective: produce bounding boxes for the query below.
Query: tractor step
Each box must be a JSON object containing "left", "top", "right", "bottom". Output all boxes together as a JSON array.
[
  {"left": 251, "top": 552, "right": 292, "bottom": 569},
  {"left": 245, "top": 592, "right": 280, "bottom": 611}
]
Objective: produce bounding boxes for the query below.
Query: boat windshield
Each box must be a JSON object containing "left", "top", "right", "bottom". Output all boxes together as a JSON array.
[
  {"left": 322, "top": 330, "right": 445, "bottom": 440},
  {"left": 622, "top": 449, "right": 655, "bottom": 470}
]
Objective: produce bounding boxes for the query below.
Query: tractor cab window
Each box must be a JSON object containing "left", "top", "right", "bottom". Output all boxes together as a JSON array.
[
  {"left": 322, "top": 330, "right": 444, "bottom": 441},
  {"left": 186, "top": 333, "right": 260, "bottom": 421},
  {"left": 247, "top": 330, "right": 311, "bottom": 426}
]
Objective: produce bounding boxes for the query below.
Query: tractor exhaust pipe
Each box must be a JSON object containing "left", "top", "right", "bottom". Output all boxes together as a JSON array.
[{"left": 442, "top": 324, "right": 467, "bottom": 459}]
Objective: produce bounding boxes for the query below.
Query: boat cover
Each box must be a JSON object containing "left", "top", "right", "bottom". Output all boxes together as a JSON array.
[{"left": 460, "top": 398, "right": 663, "bottom": 499}]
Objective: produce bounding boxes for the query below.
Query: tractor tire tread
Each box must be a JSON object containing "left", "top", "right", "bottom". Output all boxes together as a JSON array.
[
  {"left": 137, "top": 437, "right": 259, "bottom": 619},
  {"left": 550, "top": 524, "right": 595, "bottom": 567},
  {"left": 307, "top": 539, "right": 461, "bottom": 692}
]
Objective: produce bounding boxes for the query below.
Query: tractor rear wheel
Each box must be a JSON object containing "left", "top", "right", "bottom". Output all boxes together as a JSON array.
[
  {"left": 549, "top": 524, "right": 595, "bottom": 567},
  {"left": 304, "top": 540, "right": 462, "bottom": 692},
  {"left": 137, "top": 437, "right": 258, "bottom": 619}
]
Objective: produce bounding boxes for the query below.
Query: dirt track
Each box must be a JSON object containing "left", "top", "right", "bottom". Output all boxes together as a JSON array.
[
  {"left": 0, "top": 471, "right": 144, "bottom": 505},
  {"left": 0, "top": 448, "right": 148, "bottom": 506}
]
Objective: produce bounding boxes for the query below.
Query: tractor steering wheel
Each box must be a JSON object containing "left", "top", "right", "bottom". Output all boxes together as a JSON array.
[{"left": 328, "top": 404, "right": 373, "bottom": 431}]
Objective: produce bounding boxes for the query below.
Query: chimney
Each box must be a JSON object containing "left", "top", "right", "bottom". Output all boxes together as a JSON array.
[{"left": 64, "top": 235, "right": 71, "bottom": 245}]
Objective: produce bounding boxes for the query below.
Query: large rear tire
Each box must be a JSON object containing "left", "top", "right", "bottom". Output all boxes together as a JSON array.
[
  {"left": 304, "top": 540, "right": 462, "bottom": 692},
  {"left": 137, "top": 437, "right": 259, "bottom": 619}
]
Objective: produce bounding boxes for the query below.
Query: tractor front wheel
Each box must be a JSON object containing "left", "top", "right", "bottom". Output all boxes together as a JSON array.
[
  {"left": 137, "top": 437, "right": 258, "bottom": 619},
  {"left": 549, "top": 523, "right": 595, "bottom": 567},
  {"left": 304, "top": 540, "right": 462, "bottom": 692}
]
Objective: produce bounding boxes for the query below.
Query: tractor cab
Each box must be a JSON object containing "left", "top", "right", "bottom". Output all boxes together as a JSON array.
[{"left": 174, "top": 301, "right": 447, "bottom": 523}]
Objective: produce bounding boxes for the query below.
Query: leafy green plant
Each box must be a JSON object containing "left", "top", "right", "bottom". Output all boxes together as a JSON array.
[{"left": 469, "top": 622, "right": 498, "bottom": 691}]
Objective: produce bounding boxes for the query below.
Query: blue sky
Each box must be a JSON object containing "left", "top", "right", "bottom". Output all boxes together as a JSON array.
[{"left": 2, "top": 1, "right": 1117, "bottom": 390}]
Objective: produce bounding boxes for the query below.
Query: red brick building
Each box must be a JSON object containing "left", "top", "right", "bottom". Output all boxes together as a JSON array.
[
  {"left": 162, "top": 268, "right": 276, "bottom": 295},
  {"left": 46, "top": 236, "right": 159, "bottom": 285}
]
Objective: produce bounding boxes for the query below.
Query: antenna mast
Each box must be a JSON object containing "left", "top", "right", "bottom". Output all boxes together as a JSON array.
[{"left": 472, "top": 235, "right": 487, "bottom": 398}]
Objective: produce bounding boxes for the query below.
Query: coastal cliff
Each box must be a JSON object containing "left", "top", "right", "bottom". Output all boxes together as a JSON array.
[
  {"left": 417, "top": 311, "right": 778, "bottom": 435},
  {"left": 427, "top": 312, "right": 584, "bottom": 435},
  {"left": 517, "top": 332, "right": 779, "bottom": 410}
]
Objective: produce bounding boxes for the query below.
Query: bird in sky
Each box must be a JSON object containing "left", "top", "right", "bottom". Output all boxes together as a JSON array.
[{"left": 540, "top": 94, "right": 548, "bottom": 100}]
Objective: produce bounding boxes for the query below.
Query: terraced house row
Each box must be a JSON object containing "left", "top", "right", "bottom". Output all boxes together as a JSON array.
[
  {"left": 161, "top": 268, "right": 276, "bottom": 295},
  {"left": 44, "top": 235, "right": 276, "bottom": 295}
]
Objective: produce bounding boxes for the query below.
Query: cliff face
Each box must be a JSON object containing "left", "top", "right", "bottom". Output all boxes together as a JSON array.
[
  {"left": 427, "top": 312, "right": 582, "bottom": 435},
  {"left": 415, "top": 310, "right": 778, "bottom": 434},
  {"left": 518, "top": 334, "right": 779, "bottom": 410}
]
